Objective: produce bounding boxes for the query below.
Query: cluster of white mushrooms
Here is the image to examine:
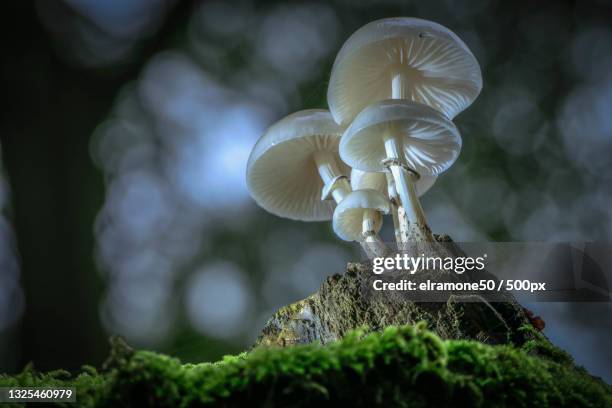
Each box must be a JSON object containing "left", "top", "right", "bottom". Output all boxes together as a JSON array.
[{"left": 246, "top": 18, "right": 482, "bottom": 257}]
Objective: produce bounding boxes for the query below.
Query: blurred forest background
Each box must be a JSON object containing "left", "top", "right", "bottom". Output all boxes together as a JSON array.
[{"left": 1, "top": 0, "right": 612, "bottom": 382}]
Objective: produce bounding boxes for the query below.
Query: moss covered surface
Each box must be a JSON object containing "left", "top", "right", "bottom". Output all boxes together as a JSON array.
[{"left": 1, "top": 323, "right": 610, "bottom": 407}]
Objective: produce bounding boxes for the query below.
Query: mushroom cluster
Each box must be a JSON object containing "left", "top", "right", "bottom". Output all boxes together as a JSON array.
[{"left": 247, "top": 17, "right": 481, "bottom": 256}]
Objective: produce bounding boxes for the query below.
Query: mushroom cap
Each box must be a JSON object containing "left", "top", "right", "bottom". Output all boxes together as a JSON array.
[
  {"left": 340, "top": 99, "right": 461, "bottom": 175},
  {"left": 332, "top": 189, "right": 390, "bottom": 241},
  {"left": 247, "top": 109, "right": 350, "bottom": 221},
  {"left": 350, "top": 169, "right": 436, "bottom": 197},
  {"left": 328, "top": 17, "right": 482, "bottom": 125}
]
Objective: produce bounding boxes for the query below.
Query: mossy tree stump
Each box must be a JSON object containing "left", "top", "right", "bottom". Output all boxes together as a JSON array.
[{"left": 257, "top": 235, "right": 538, "bottom": 348}]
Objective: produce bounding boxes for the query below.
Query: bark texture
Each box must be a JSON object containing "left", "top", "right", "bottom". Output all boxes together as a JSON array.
[{"left": 256, "top": 235, "right": 537, "bottom": 348}]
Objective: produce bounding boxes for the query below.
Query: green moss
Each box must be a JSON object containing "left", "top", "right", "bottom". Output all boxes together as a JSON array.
[
  {"left": 518, "top": 325, "right": 575, "bottom": 366},
  {"left": 1, "top": 324, "right": 610, "bottom": 407},
  {"left": 0, "top": 364, "right": 108, "bottom": 407}
]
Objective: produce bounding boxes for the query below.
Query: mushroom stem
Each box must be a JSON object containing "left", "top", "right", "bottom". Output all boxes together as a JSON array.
[
  {"left": 362, "top": 209, "right": 388, "bottom": 258},
  {"left": 316, "top": 151, "right": 389, "bottom": 258},
  {"left": 388, "top": 72, "right": 435, "bottom": 242},
  {"left": 314, "top": 150, "right": 351, "bottom": 203},
  {"left": 383, "top": 135, "right": 434, "bottom": 242},
  {"left": 392, "top": 73, "right": 407, "bottom": 99},
  {"left": 385, "top": 171, "right": 405, "bottom": 246}
]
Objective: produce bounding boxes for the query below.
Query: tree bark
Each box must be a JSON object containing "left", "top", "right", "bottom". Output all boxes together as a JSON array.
[{"left": 256, "top": 235, "right": 537, "bottom": 348}]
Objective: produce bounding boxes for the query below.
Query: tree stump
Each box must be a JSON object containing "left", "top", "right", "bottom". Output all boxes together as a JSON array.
[{"left": 256, "top": 235, "right": 538, "bottom": 348}]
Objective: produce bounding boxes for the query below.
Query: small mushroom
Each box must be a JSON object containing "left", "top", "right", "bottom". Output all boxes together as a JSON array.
[
  {"left": 246, "top": 109, "right": 351, "bottom": 221},
  {"left": 332, "top": 189, "right": 390, "bottom": 258},
  {"left": 327, "top": 17, "right": 482, "bottom": 125},
  {"left": 351, "top": 169, "right": 436, "bottom": 245},
  {"left": 340, "top": 99, "right": 461, "bottom": 241}
]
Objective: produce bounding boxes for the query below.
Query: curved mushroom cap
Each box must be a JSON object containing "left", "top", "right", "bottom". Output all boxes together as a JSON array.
[
  {"left": 247, "top": 109, "right": 350, "bottom": 221},
  {"left": 340, "top": 99, "right": 461, "bottom": 175},
  {"left": 333, "top": 189, "right": 390, "bottom": 241},
  {"left": 328, "top": 17, "right": 482, "bottom": 125},
  {"left": 351, "top": 169, "right": 437, "bottom": 197}
]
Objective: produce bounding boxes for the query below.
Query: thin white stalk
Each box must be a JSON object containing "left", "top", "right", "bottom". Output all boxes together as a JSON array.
[
  {"left": 384, "top": 136, "right": 433, "bottom": 240},
  {"left": 383, "top": 143, "right": 427, "bottom": 227},
  {"left": 385, "top": 171, "right": 404, "bottom": 246},
  {"left": 392, "top": 73, "right": 406, "bottom": 99},
  {"left": 313, "top": 150, "right": 350, "bottom": 203},
  {"left": 361, "top": 209, "right": 387, "bottom": 258},
  {"left": 385, "top": 73, "right": 434, "bottom": 242},
  {"left": 396, "top": 206, "right": 411, "bottom": 244}
]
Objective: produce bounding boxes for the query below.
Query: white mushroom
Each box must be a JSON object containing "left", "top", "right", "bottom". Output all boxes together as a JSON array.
[
  {"left": 351, "top": 169, "right": 436, "bottom": 245},
  {"left": 329, "top": 17, "right": 479, "bottom": 242},
  {"left": 246, "top": 109, "right": 351, "bottom": 221},
  {"left": 327, "top": 17, "right": 482, "bottom": 125},
  {"left": 341, "top": 99, "right": 461, "bottom": 241},
  {"left": 333, "top": 189, "right": 390, "bottom": 258}
]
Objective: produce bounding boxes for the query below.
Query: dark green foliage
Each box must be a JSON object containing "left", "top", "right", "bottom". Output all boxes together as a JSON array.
[
  {"left": 0, "top": 364, "right": 108, "bottom": 407},
  {"left": 518, "top": 325, "right": 575, "bottom": 366},
  {"left": 1, "top": 323, "right": 610, "bottom": 407}
]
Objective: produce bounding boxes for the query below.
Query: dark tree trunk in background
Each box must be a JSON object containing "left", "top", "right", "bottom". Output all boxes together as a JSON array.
[
  {"left": 0, "top": 1, "right": 194, "bottom": 373},
  {"left": 0, "top": 2, "right": 110, "bottom": 372}
]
